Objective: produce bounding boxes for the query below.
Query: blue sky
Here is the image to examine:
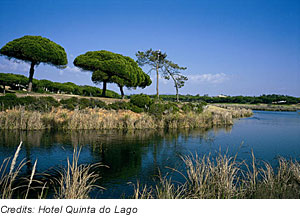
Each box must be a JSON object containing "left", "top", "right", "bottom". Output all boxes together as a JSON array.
[{"left": 0, "top": 0, "right": 299, "bottom": 96}]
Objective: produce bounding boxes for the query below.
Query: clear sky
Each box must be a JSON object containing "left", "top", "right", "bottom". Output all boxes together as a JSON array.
[{"left": 0, "top": 0, "right": 299, "bottom": 96}]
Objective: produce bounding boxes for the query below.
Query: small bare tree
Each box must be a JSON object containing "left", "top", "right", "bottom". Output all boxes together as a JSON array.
[{"left": 163, "top": 60, "right": 188, "bottom": 102}]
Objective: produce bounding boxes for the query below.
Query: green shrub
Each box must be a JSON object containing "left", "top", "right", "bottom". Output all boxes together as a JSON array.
[
  {"left": 89, "top": 99, "right": 106, "bottom": 108},
  {"left": 0, "top": 94, "right": 60, "bottom": 112},
  {"left": 106, "top": 101, "right": 131, "bottom": 111},
  {"left": 130, "top": 94, "right": 152, "bottom": 109},
  {"left": 105, "top": 101, "right": 143, "bottom": 113},
  {"left": 60, "top": 97, "right": 78, "bottom": 110},
  {"left": 130, "top": 105, "right": 143, "bottom": 113},
  {"left": 181, "top": 102, "right": 206, "bottom": 113},
  {"left": 164, "top": 102, "right": 180, "bottom": 113},
  {"left": 0, "top": 93, "right": 18, "bottom": 109},
  {"left": 148, "top": 103, "right": 165, "bottom": 117}
]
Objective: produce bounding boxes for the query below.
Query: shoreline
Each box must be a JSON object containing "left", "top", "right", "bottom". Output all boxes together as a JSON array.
[{"left": 212, "top": 103, "right": 300, "bottom": 112}]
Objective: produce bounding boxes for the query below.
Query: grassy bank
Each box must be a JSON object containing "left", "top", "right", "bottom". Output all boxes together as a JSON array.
[
  {"left": 213, "top": 103, "right": 300, "bottom": 112},
  {"left": 0, "top": 105, "right": 252, "bottom": 130}
]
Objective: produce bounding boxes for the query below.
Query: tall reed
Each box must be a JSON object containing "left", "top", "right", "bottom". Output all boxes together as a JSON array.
[
  {"left": 54, "top": 147, "right": 104, "bottom": 199},
  {"left": 0, "top": 142, "right": 39, "bottom": 199}
]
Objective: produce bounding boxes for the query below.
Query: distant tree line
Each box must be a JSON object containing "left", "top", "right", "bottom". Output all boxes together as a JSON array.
[
  {"left": 0, "top": 73, "right": 120, "bottom": 98},
  {"left": 150, "top": 94, "right": 300, "bottom": 105}
]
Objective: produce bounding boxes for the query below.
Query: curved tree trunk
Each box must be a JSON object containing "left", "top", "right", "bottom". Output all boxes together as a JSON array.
[
  {"left": 102, "top": 81, "right": 107, "bottom": 97},
  {"left": 27, "top": 62, "right": 35, "bottom": 92}
]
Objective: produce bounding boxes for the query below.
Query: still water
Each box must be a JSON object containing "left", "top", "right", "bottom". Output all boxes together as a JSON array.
[{"left": 0, "top": 110, "right": 299, "bottom": 198}]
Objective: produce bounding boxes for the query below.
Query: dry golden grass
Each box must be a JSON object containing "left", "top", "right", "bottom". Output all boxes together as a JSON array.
[
  {"left": 0, "top": 142, "right": 24, "bottom": 198},
  {"left": 0, "top": 105, "right": 252, "bottom": 130},
  {"left": 0, "top": 142, "right": 40, "bottom": 199},
  {"left": 54, "top": 147, "right": 105, "bottom": 199},
  {"left": 133, "top": 152, "right": 300, "bottom": 199}
]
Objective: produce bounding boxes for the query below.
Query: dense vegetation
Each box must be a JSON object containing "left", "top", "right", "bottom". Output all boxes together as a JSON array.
[
  {"left": 0, "top": 73, "right": 120, "bottom": 98},
  {"left": 149, "top": 94, "right": 300, "bottom": 105},
  {"left": 0, "top": 93, "right": 207, "bottom": 116}
]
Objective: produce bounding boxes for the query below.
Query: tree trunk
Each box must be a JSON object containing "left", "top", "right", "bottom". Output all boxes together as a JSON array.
[
  {"left": 170, "top": 73, "right": 179, "bottom": 102},
  {"left": 156, "top": 62, "right": 159, "bottom": 99},
  {"left": 27, "top": 62, "right": 35, "bottom": 92},
  {"left": 3, "top": 83, "right": 5, "bottom": 94},
  {"left": 176, "top": 85, "right": 179, "bottom": 102},
  {"left": 102, "top": 81, "right": 107, "bottom": 97},
  {"left": 119, "top": 84, "right": 125, "bottom": 99}
]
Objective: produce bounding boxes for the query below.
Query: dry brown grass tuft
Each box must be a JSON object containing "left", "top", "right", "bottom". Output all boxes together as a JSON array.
[
  {"left": 54, "top": 147, "right": 105, "bottom": 199},
  {"left": 0, "top": 142, "right": 25, "bottom": 198}
]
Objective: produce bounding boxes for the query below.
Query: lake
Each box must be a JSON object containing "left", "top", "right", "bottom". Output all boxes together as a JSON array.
[{"left": 0, "top": 110, "right": 299, "bottom": 198}]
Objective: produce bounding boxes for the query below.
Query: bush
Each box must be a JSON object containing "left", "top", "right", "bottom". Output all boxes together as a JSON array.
[
  {"left": 0, "top": 93, "right": 18, "bottom": 109},
  {"left": 89, "top": 99, "right": 106, "bottom": 108},
  {"left": 130, "top": 105, "right": 143, "bottom": 113},
  {"left": 60, "top": 97, "right": 78, "bottom": 110},
  {"left": 105, "top": 101, "right": 143, "bottom": 113},
  {"left": 106, "top": 101, "right": 131, "bottom": 111},
  {"left": 0, "top": 94, "right": 60, "bottom": 112},
  {"left": 148, "top": 103, "right": 165, "bottom": 117},
  {"left": 130, "top": 94, "right": 152, "bottom": 109},
  {"left": 181, "top": 102, "right": 206, "bottom": 113}
]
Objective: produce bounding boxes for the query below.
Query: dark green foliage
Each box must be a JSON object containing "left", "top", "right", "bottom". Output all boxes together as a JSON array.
[
  {"left": 74, "top": 50, "right": 151, "bottom": 97},
  {"left": 0, "top": 35, "right": 67, "bottom": 66},
  {"left": 0, "top": 35, "right": 68, "bottom": 92},
  {"left": 181, "top": 102, "right": 206, "bottom": 113},
  {"left": 0, "top": 73, "right": 28, "bottom": 91},
  {"left": 130, "top": 94, "right": 152, "bottom": 108},
  {"left": 0, "top": 73, "right": 121, "bottom": 98},
  {"left": 0, "top": 94, "right": 59, "bottom": 112},
  {"left": 148, "top": 103, "right": 165, "bottom": 117},
  {"left": 152, "top": 94, "right": 300, "bottom": 105},
  {"left": 60, "top": 97, "right": 78, "bottom": 110},
  {"left": 130, "top": 105, "right": 143, "bottom": 113},
  {"left": 148, "top": 102, "right": 180, "bottom": 117},
  {"left": 105, "top": 101, "right": 143, "bottom": 113},
  {"left": 0, "top": 94, "right": 108, "bottom": 111},
  {"left": 60, "top": 97, "right": 107, "bottom": 110},
  {"left": 106, "top": 101, "right": 132, "bottom": 111}
]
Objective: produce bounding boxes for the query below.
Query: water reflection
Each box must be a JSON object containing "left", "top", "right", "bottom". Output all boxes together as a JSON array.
[{"left": 0, "top": 126, "right": 235, "bottom": 198}]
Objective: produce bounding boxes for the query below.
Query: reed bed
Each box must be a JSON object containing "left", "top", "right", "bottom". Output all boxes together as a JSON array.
[
  {"left": 0, "top": 105, "right": 252, "bottom": 130},
  {"left": 133, "top": 153, "right": 300, "bottom": 199}
]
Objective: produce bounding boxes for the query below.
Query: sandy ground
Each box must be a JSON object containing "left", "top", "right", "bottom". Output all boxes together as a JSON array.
[{"left": 0, "top": 92, "right": 128, "bottom": 104}]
